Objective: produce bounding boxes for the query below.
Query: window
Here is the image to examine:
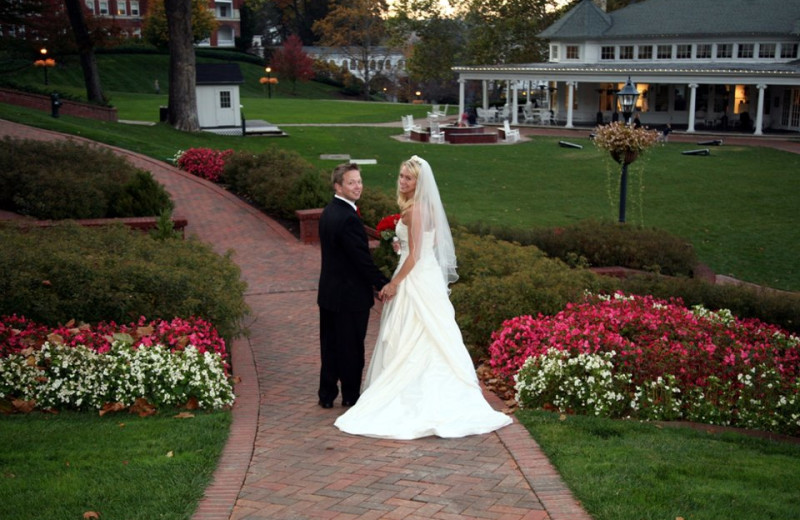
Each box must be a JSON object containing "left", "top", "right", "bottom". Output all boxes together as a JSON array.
[
  {"left": 696, "top": 44, "right": 711, "bottom": 58},
  {"left": 738, "top": 43, "right": 754, "bottom": 58},
  {"left": 759, "top": 43, "right": 776, "bottom": 58},
  {"left": 385, "top": 59, "right": 391, "bottom": 69},
  {"left": 601, "top": 46, "right": 615, "bottom": 60},
  {"left": 619, "top": 46, "right": 633, "bottom": 60},
  {"left": 85, "top": 1, "right": 95, "bottom": 13},
  {"left": 637, "top": 45, "right": 652, "bottom": 60},
  {"left": 218, "top": 4, "right": 230, "bottom": 17},
  {"left": 117, "top": 1, "right": 126, "bottom": 15},
  {"left": 676, "top": 44, "right": 691, "bottom": 59},
  {"left": 550, "top": 45, "right": 559, "bottom": 60},
  {"left": 781, "top": 43, "right": 798, "bottom": 58},
  {"left": 656, "top": 45, "right": 672, "bottom": 59},
  {"left": 566, "top": 45, "right": 579, "bottom": 60},
  {"left": 99, "top": 1, "right": 108, "bottom": 14},
  {"left": 219, "top": 91, "right": 231, "bottom": 109},
  {"left": 716, "top": 43, "right": 732, "bottom": 58},
  {"left": 130, "top": 1, "right": 139, "bottom": 15}
]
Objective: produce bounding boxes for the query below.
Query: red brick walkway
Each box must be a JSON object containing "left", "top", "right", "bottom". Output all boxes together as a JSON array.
[{"left": 0, "top": 119, "right": 591, "bottom": 520}]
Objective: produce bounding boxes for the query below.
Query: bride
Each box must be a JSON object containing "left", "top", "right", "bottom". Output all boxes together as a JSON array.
[{"left": 334, "top": 156, "right": 512, "bottom": 439}]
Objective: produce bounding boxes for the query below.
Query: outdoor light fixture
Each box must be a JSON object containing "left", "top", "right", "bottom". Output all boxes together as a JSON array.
[
  {"left": 617, "top": 77, "right": 640, "bottom": 124},
  {"left": 265, "top": 66, "right": 272, "bottom": 98}
]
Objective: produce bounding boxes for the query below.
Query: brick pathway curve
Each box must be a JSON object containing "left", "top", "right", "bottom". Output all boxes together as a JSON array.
[{"left": 0, "top": 119, "right": 590, "bottom": 520}]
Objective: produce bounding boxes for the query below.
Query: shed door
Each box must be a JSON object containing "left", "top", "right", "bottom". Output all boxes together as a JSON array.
[{"left": 215, "top": 88, "right": 236, "bottom": 126}]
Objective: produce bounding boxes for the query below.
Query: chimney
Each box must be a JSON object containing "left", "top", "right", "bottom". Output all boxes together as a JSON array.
[{"left": 593, "top": 0, "right": 607, "bottom": 11}]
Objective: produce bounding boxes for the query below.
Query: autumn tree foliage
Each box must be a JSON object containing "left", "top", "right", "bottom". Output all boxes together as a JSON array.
[
  {"left": 270, "top": 34, "right": 315, "bottom": 94},
  {"left": 143, "top": 0, "right": 218, "bottom": 48}
]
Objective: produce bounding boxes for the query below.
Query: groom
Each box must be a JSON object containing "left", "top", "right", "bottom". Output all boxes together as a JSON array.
[{"left": 317, "top": 163, "right": 389, "bottom": 409}]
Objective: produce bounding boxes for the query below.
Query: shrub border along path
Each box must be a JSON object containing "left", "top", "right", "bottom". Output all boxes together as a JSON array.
[{"left": 0, "top": 119, "right": 588, "bottom": 520}]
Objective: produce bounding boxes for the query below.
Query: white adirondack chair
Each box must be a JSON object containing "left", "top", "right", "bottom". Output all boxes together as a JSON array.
[
  {"left": 503, "top": 120, "right": 520, "bottom": 142},
  {"left": 402, "top": 115, "right": 419, "bottom": 138},
  {"left": 429, "top": 120, "right": 446, "bottom": 143}
]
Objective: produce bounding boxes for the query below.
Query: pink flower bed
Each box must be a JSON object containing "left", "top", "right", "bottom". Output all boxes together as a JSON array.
[
  {"left": 489, "top": 293, "right": 799, "bottom": 397},
  {"left": 0, "top": 315, "right": 229, "bottom": 372},
  {"left": 176, "top": 148, "right": 233, "bottom": 183}
]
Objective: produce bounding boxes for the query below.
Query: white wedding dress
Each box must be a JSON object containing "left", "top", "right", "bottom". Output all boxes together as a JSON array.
[{"left": 334, "top": 221, "right": 512, "bottom": 439}]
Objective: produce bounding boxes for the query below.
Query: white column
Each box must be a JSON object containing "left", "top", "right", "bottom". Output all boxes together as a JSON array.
[
  {"left": 512, "top": 81, "right": 519, "bottom": 125},
  {"left": 754, "top": 83, "right": 766, "bottom": 136},
  {"left": 566, "top": 81, "right": 576, "bottom": 128},
  {"left": 482, "top": 80, "right": 489, "bottom": 111},
  {"left": 687, "top": 83, "right": 698, "bottom": 133},
  {"left": 458, "top": 78, "right": 466, "bottom": 120}
]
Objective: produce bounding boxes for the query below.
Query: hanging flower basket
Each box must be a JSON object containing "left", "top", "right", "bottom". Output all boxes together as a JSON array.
[
  {"left": 593, "top": 121, "right": 659, "bottom": 162},
  {"left": 610, "top": 149, "right": 639, "bottom": 165}
]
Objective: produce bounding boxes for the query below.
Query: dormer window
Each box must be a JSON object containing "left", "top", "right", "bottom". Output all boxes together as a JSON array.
[
  {"left": 738, "top": 43, "right": 754, "bottom": 58},
  {"left": 781, "top": 43, "right": 799, "bottom": 58},
  {"left": 566, "top": 45, "right": 580, "bottom": 60},
  {"left": 637, "top": 45, "right": 652, "bottom": 60},
  {"left": 619, "top": 46, "right": 633, "bottom": 60},
  {"left": 696, "top": 44, "right": 711, "bottom": 59},
  {"left": 759, "top": 43, "right": 776, "bottom": 58},
  {"left": 676, "top": 44, "right": 691, "bottom": 59},
  {"left": 656, "top": 45, "right": 672, "bottom": 59},
  {"left": 601, "top": 46, "right": 615, "bottom": 60},
  {"left": 716, "top": 44, "right": 732, "bottom": 58}
]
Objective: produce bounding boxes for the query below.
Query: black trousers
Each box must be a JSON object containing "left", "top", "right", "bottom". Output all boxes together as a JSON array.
[{"left": 318, "top": 307, "right": 370, "bottom": 404}]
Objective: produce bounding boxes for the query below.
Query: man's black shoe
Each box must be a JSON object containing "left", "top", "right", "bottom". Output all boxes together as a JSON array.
[
  {"left": 318, "top": 400, "right": 334, "bottom": 409},
  {"left": 341, "top": 399, "right": 357, "bottom": 407}
]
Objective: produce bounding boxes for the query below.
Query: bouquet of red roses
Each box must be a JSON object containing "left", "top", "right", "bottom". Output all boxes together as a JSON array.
[{"left": 376, "top": 213, "right": 402, "bottom": 241}]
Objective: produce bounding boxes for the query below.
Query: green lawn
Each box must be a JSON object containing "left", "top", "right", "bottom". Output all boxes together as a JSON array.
[
  {"left": 519, "top": 410, "right": 800, "bottom": 520},
  {"left": 2, "top": 100, "right": 797, "bottom": 291},
  {"left": 0, "top": 410, "right": 230, "bottom": 520}
]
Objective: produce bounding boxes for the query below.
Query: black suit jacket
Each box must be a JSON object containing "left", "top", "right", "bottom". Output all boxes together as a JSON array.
[{"left": 317, "top": 198, "right": 389, "bottom": 312}]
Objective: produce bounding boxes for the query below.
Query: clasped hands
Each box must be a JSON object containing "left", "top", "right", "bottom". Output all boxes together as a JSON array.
[{"left": 379, "top": 281, "right": 397, "bottom": 301}]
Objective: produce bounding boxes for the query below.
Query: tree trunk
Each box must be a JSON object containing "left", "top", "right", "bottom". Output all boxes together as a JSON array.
[
  {"left": 165, "top": 0, "right": 199, "bottom": 131},
  {"left": 63, "top": 0, "right": 105, "bottom": 104}
]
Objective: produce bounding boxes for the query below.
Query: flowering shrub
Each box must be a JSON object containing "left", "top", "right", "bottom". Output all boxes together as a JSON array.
[
  {"left": 175, "top": 148, "right": 233, "bottom": 182},
  {"left": 0, "top": 315, "right": 229, "bottom": 371},
  {"left": 376, "top": 213, "right": 402, "bottom": 241},
  {"left": 592, "top": 121, "right": 659, "bottom": 156},
  {"left": 0, "top": 340, "right": 234, "bottom": 411},
  {"left": 490, "top": 292, "right": 800, "bottom": 435}
]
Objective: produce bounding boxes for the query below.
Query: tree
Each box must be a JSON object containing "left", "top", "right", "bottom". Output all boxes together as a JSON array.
[
  {"left": 270, "top": 34, "right": 314, "bottom": 94},
  {"left": 63, "top": 0, "right": 105, "bottom": 104},
  {"left": 463, "top": 0, "right": 558, "bottom": 66},
  {"left": 164, "top": 0, "right": 199, "bottom": 131},
  {"left": 313, "top": 0, "right": 390, "bottom": 101},
  {"left": 143, "top": 0, "right": 217, "bottom": 48}
]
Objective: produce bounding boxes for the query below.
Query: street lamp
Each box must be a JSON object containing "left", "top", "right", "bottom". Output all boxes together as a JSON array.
[
  {"left": 617, "top": 76, "right": 640, "bottom": 125},
  {"left": 39, "top": 47, "right": 51, "bottom": 85},
  {"left": 615, "top": 77, "right": 641, "bottom": 223},
  {"left": 265, "top": 66, "right": 272, "bottom": 98}
]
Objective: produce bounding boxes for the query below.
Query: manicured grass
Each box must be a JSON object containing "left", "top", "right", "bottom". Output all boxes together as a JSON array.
[
  {"left": 1, "top": 100, "right": 798, "bottom": 291},
  {"left": 0, "top": 410, "right": 230, "bottom": 520},
  {"left": 517, "top": 410, "right": 800, "bottom": 520}
]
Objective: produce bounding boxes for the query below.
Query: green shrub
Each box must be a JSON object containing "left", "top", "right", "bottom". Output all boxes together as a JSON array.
[
  {"left": 0, "top": 138, "right": 172, "bottom": 220},
  {"left": 466, "top": 218, "right": 698, "bottom": 276},
  {"left": 110, "top": 170, "right": 174, "bottom": 217},
  {"left": 223, "top": 148, "right": 326, "bottom": 219},
  {"left": 0, "top": 222, "right": 249, "bottom": 342},
  {"left": 450, "top": 229, "right": 617, "bottom": 358}
]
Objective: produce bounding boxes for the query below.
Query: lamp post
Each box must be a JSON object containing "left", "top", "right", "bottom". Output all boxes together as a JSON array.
[
  {"left": 265, "top": 66, "right": 272, "bottom": 98},
  {"left": 615, "top": 77, "right": 640, "bottom": 223},
  {"left": 40, "top": 47, "right": 49, "bottom": 85}
]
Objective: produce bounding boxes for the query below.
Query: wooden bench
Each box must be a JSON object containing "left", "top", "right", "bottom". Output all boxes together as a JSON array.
[{"left": 447, "top": 132, "right": 499, "bottom": 144}]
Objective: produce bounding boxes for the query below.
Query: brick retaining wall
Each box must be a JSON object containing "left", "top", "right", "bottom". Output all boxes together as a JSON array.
[{"left": 0, "top": 88, "right": 118, "bottom": 122}]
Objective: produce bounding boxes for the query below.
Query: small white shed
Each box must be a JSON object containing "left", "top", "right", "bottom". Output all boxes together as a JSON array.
[{"left": 196, "top": 63, "right": 244, "bottom": 129}]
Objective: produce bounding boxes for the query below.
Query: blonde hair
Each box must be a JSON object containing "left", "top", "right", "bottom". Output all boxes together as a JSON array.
[{"left": 396, "top": 157, "right": 421, "bottom": 212}]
